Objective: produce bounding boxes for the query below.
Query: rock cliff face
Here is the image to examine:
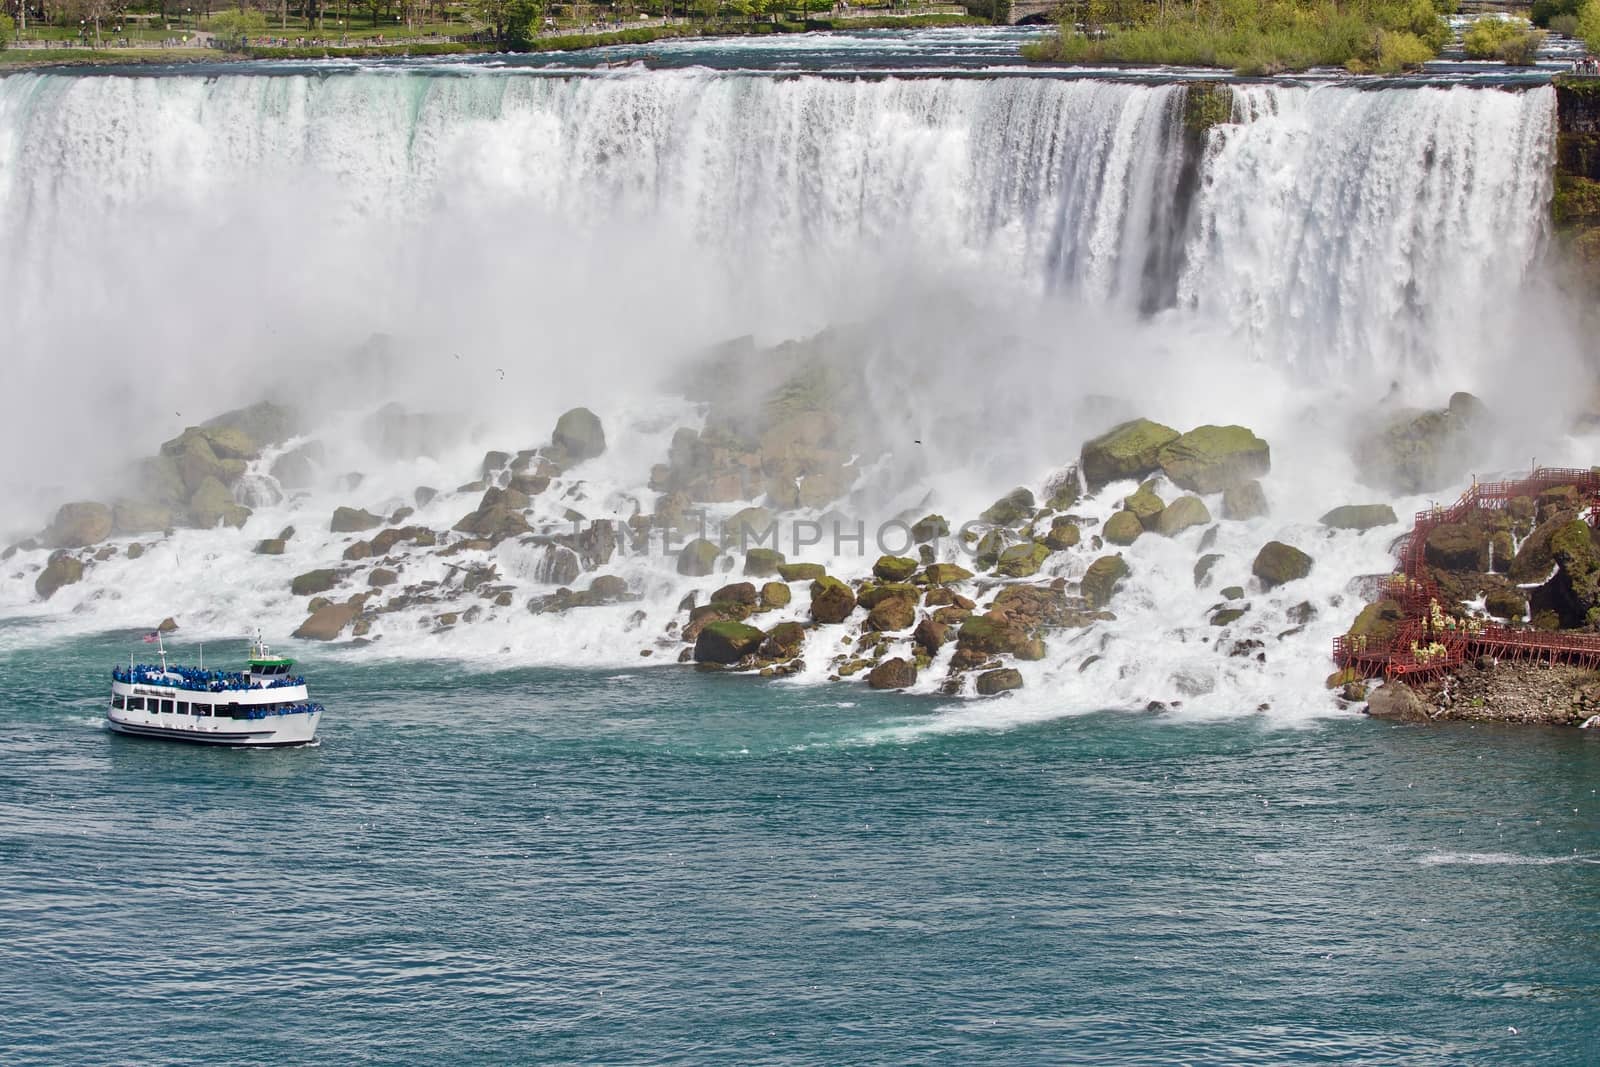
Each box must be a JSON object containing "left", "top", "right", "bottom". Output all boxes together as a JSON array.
[{"left": 1554, "top": 78, "right": 1600, "bottom": 288}]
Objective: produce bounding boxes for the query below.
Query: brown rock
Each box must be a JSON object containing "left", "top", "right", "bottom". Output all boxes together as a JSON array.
[{"left": 867, "top": 657, "right": 917, "bottom": 690}]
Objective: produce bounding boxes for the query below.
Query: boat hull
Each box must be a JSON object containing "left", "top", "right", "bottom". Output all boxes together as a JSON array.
[{"left": 106, "top": 708, "right": 321, "bottom": 747}]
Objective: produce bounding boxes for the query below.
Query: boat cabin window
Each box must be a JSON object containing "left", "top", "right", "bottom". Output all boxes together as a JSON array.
[
  {"left": 112, "top": 694, "right": 126, "bottom": 709},
  {"left": 160, "top": 699, "right": 174, "bottom": 714},
  {"left": 177, "top": 701, "right": 189, "bottom": 715},
  {"left": 127, "top": 697, "right": 144, "bottom": 711},
  {"left": 193, "top": 703, "right": 210, "bottom": 716}
]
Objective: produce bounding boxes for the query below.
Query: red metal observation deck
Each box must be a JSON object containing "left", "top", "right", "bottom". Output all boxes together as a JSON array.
[{"left": 1332, "top": 468, "right": 1600, "bottom": 682}]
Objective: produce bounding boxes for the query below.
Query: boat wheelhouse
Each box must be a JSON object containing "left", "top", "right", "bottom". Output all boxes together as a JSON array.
[{"left": 107, "top": 633, "right": 323, "bottom": 747}]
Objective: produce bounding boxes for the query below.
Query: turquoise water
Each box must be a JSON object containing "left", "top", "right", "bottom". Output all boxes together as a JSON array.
[{"left": 3, "top": 630, "right": 1599, "bottom": 1064}]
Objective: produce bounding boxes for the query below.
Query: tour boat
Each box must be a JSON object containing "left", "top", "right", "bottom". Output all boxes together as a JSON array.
[{"left": 107, "top": 633, "right": 323, "bottom": 747}]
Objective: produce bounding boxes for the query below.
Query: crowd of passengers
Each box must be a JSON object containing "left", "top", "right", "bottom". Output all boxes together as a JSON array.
[{"left": 111, "top": 665, "right": 307, "bottom": 692}]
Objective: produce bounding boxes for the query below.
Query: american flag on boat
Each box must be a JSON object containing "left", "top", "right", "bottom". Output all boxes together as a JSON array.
[{"left": 142, "top": 632, "right": 159, "bottom": 643}]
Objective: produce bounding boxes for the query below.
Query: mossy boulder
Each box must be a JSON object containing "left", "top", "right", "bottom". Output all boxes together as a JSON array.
[
  {"left": 200, "top": 425, "right": 257, "bottom": 462},
  {"left": 1123, "top": 483, "right": 1165, "bottom": 527},
  {"left": 976, "top": 667, "right": 1024, "bottom": 695},
  {"left": 1550, "top": 519, "right": 1600, "bottom": 620},
  {"left": 996, "top": 542, "right": 1050, "bottom": 578},
  {"left": 912, "top": 514, "right": 950, "bottom": 543},
  {"left": 1485, "top": 588, "right": 1528, "bottom": 620},
  {"left": 35, "top": 552, "right": 84, "bottom": 600},
  {"left": 1081, "top": 419, "right": 1180, "bottom": 490},
  {"left": 759, "top": 621, "right": 807, "bottom": 659},
  {"left": 865, "top": 595, "right": 918, "bottom": 633},
  {"left": 957, "top": 614, "right": 1045, "bottom": 660},
  {"left": 331, "top": 506, "right": 382, "bottom": 533},
  {"left": 975, "top": 529, "right": 1011, "bottom": 571},
  {"left": 1103, "top": 510, "right": 1144, "bottom": 546},
  {"left": 291, "top": 569, "right": 340, "bottom": 597},
  {"left": 677, "top": 538, "right": 721, "bottom": 577},
  {"left": 1509, "top": 514, "right": 1569, "bottom": 585},
  {"left": 761, "top": 581, "right": 791, "bottom": 608},
  {"left": 694, "top": 620, "right": 766, "bottom": 664},
  {"left": 1082, "top": 555, "right": 1130, "bottom": 609},
  {"left": 1194, "top": 553, "right": 1223, "bottom": 588},
  {"left": 188, "top": 478, "right": 251, "bottom": 529},
  {"left": 711, "top": 581, "right": 760, "bottom": 607},
  {"left": 1044, "top": 519, "right": 1080, "bottom": 551},
  {"left": 45, "top": 501, "right": 112, "bottom": 548},
  {"left": 1155, "top": 495, "right": 1211, "bottom": 537},
  {"left": 551, "top": 407, "right": 607, "bottom": 465},
  {"left": 873, "top": 555, "right": 920, "bottom": 582},
  {"left": 254, "top": 538, "right": 287, "bottom": 555},
  {"left": 810, "top": 576, "right": 858, "bottom": 624},
  {"left": 1157, "top": 425, "right": 1270, "bottom": 494},
  {"left": 203, "top": 401, "right": 298, "bottom": 453},
  {"left": 1210, "top": 607, "right": 1249, "bottom": 626},
  {"left": 1424, "top": 523, "right": 1489, "bottom": 573},
  {"left": 1319, "top": 504, "right": 1397, "bottom": 532},
  {"left": 743, "top": 548, "right": 787, "bottom": 577},
  {"left": 924, "top": 562, "right": 974, "bottom": 584},
  {"left": 867, "top": 657, "right": 917, "bottom": 690},
  {"left": 981, "top": 488, "right": 1037, "bottom": 527},
  {"left": 1354, "top": 393, "right": 1488, "bottom": 494},
  {"left": 858, "top": 583, "right": 919, "bottom": 610},
  {"left": 1221, "top": 480, "right": 1269, "bottom": 521},
  {"left": 292, "top": 601, "right": 360, "bottom": 641},
  {"left": 914, "top": 617, "right": 949, "bottom": 652},
  {"left": 1347, "top": 599, "right": 1404, "bottom": 647},
  {"left": 112, "top": 501, "right": 172, "bottom": 536},
  {"left": 1251, "top": 541, "right": 1312, "bottom": 588},
  {"left": 777, "top": 562, "right": 826, "bottom": 582}
]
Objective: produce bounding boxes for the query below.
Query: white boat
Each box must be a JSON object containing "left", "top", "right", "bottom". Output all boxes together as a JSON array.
[{"left": 107, "top": 633, "right": 323, "bottom": 747}]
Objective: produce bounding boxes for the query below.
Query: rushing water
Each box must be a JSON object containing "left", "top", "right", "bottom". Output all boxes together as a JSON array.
[{"left": 2, "top": 631, "right": 1599, "bottom": 1064}]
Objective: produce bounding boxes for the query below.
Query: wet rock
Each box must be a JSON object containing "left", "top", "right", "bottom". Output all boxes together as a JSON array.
[
  {"left": 331, "top": 506, "right": 382, "bottom": 534},
  {"left": 1354, "top": 392, "right": 1488, "bottom": 494},
  {"left": 1158, "top": 425, "right": 1271, "bottom": 494},
  {"left": 744, "top": 548, "right": 787, "bottom": 577},
  {"left": 292, "top": 569, "right": 340, "bottom": 597},
  {"left": 976, "top": 667, "right": 1023, "bottom": 696},
  {"left": 1104, "top": 510, "right": 1143, "bottom": 546},
  {"left": 981, "top": 488, "right": 1036, "bottom": 527},
  {"left": 694, "top": 620, "right": 766, "bottom": 664},
  {"left": 293, "top": 602, "right": 360, "bottom": 641},
  {"left": 914, "top": 617, "right": 949, "bottom": 653},
  {"left": 202, "top": 400, "right": 298, "bottom": 453},
  {"left": 1210, "top": 607, "right": 1249, "bottom": 626},
  {"left": 368, "top": 568, "right": 399, "bottom": 588},
  {"left": 1155, "top": 495, "right": 1211, "bottom": 537},
  {"left": 1221, "top": 480, "right": 1268, "bottom": 521},
  {"left": 1044, "top": 518, "right": 1081, "bottom": 551},
  {"left": 957, "top": 615, "right": 1045, "bottom": 660},
  {"left": 111, "top": 501, "right": 172, "bottom": 537},
  {"left": 1320, "top": 504, "right": 1398, "bottom": 531},
  {"left": 873, "top": 555, "right": 919, "bottom": 582},
  {"left": 587, "top": 574, "right": 631, "bottom": 602},
  {"left": 912, "top": 514, "right": 950, "bottom": 543},
  {"left": 1251, "top": 542, "right": 1312, "bottom": 588},
  {"left": 414, "top": 486, "right": 439, "bottom": 508},
  {"left": 1365, "top": 680, "right": 1430, "bottom": 721},
  {"left": 759, "top": 621, "right": 807, "bottom": 659},
  {"left": 372, "top": 525, "right": 435, "bottom": 555},
  {"left": 761, "top": 582, "right": 792, "bottom": 609},
  {"left": 995, "top": 542, "right": 1050, "bottom": 578},
  {"left": 1123, "top": 482, "right": 1165, "bottom": 528},
  {"left": 924, "top": 562, "right": 974, "bottom": 584},
  {"left": 187, "top": 477, "right": 251, "bottom": 529},
  {"left": 551, "top": 407, "right": 607, "bottom": 465},
  {"left": 858, "top": 583, "right": 918, "bottom": 610},
  {"left": 1424, "top": 523, "right": 1489, "bottom": 573},
  {"left": 865, "top": 595, "right": 917, "bottom": 633},
  {"left": 677, "top": 538, "right": 721, "bottom": 577},
  {"left": 712, "top": 581, "right": 760, "bottom": 607},
  {"left": 1081, "top": 418, "right": 1180, "bottom": 490},
  {"left": 343, "top": 542, "right": 373, "bottom": 562},
  {"left": 46, "top": 501, "right": 112, "bottom": 548},
  {"left": 271, "top": 442, "right": 324, "bottom": 491},
  {"left": 867, "top": 657, "right": 917, "bottom": 690},
  {"left": 777, "top": 562, "right": 826, "bottom": 582},
  {"left": 810, "top": 576, "right": 857, "bottom": 624},
  {"left": 1082, "top": 555, "right": 1131, "bottom": 609},
  {"left": 35, "top": 552, "right": 84, "bottom": 599},
  {"left": 254, "top": 538, "right": 287, "bottom": 555},
  {"left": 975, "top": 529, "right": 1011, "bottom": 571},
  {"left": 1485, "top": 587, "right": 1528, "bottom": 620},
  {"left": 536, "top": 546, "right": 582, "bottom": 586},
  {"left": 454, "top": 505, "right": 530, "bottom": 543}
]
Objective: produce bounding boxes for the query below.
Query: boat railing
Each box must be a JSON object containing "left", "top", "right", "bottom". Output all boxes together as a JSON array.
[{"left": 111, "top": 665, "right": 307, "bottom": 693}]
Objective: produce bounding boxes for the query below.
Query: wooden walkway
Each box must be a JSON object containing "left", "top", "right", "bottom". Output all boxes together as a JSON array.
[{"left": 1333, "top": 468, "right": 1600, "bottom": 681}]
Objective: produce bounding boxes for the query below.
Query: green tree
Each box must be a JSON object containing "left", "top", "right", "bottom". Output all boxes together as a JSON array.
[
  {"left": 503, "top": 0, "right": 542, "bottom": 45},
  {"left": 0, "top": 13, "right": 13, "bottom": 49},
  {"left": 1577, "top": 0, "right": 1600, "bottom": 50},
  {"left": 209, "top": 6, "right": 267, "bottom": 45}
]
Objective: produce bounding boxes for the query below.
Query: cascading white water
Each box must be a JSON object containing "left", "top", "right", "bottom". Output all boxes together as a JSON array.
[{"left": 0, "top": 67, "right": 1582, "bottom": 724}]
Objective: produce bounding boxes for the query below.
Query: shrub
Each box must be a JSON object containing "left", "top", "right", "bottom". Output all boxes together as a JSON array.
[
  {"left": 1550, "top": 12, "right": 1580, "bottom": 34},
  {"left": 0, "top": 13, "right": 12, "bottom": 51},
  {"left": 1462, "top": 16, "right": 1543, "bottom": 63},
  {"left": 1579, "top": 0, "right": 1600, "bottom": 50}
]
